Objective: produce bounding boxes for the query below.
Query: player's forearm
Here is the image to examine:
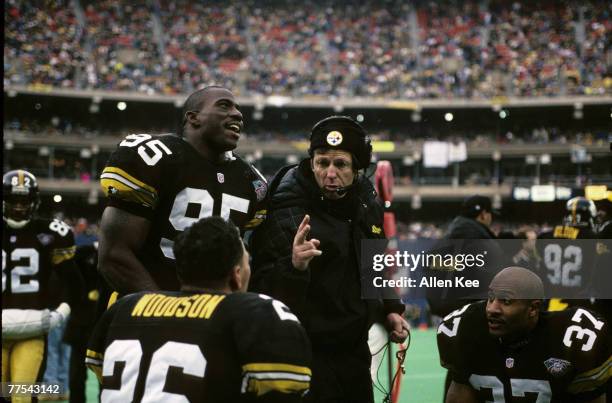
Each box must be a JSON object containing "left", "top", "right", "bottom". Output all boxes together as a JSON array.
[
  {"left": 98, "top": 207, "right": 155, "bottom": 293},
  {"left": 98, "top": 252, "right": 159, "bottom": 294}
]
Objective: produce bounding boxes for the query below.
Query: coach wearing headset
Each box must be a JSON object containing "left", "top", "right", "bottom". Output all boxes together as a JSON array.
[{"left": 250, "top": 116, "right": 407, "bottom": 403}]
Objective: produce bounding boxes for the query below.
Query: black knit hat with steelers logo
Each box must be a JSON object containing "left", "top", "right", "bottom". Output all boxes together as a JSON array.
[{"left": 308, "top": 115, "right": 372, "bottom": 169}]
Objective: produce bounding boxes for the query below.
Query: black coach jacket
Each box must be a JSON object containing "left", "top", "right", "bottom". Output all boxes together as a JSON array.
[{"left": 250, "top": 160, "right": 404, "bottom": 350}]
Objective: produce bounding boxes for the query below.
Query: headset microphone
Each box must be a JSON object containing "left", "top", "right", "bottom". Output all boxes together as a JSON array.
[{"left": 335, "top": 182, "right": 356, "bottom": 196}]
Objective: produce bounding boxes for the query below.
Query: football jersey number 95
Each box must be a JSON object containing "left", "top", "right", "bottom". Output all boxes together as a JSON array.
[
  {"left": 101, "top": 134, "right": 264, "bottom": 263},
  {"left": 119, "top": 134, "right": 172, "bottom": 167}
]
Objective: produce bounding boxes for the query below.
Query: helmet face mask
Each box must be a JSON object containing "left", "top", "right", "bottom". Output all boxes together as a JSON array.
[
  {"left": 3, "top": 170, "right": 40, "bottom": 229},
  {"left": 563, "top": 197, "right": 597, "bottom": 229}
]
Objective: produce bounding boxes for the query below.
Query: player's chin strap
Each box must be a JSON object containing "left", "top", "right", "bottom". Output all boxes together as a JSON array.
[{"left": 372, "top": 330, "right": 411, "bottom": 403}]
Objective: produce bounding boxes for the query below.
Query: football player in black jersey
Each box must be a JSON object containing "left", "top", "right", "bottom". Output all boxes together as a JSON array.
[
  {"left": 537, "top": 197, "right": 599, "bottom": 306},
  {"left": 438, "top": 266, "right": 610, "bottom": 403},
  {"left": 98, "top": 86, "right": 267, "bottom": 295},
  {"left": 86, "top": 217, "right": 311, "bottom": 402},
  {"left": 2, "top": 170, "right": 83, "bottom": 401}
]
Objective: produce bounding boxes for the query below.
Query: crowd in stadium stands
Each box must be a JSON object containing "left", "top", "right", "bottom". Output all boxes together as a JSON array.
[
  {"left": 157, "top": 0, "right": 247, "bottom": 94},
  {"left": 4, "top": 0, "right": 85, "bottom": 89},
  {"left": 4, "top": 0, "right": 611, "bottom": 98},
  {"left": 83, "top": 0, "right": 163, "bottom": 92}
]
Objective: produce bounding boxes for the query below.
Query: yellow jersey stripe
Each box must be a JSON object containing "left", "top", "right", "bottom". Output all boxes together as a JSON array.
[
  {"left": 86, "top": 349, "right": 103, "bottom": 360},
  {"left": 107, "top": 291, "right": 119, "bottom": 309},
  {"left": 51, "top": 246, "right": 76, "bottom": 265},
  {"left": 574, "top": 355, "right": 611, "bottom": 380},
  {"left": 101, "top": 167, "right": 157, "bottom": 194},
  {"left": 100, "top": 172, "right": 155, "bottom": 196},
  {"left": 245, "top": 379, "right": 309, "bottom": 396},
  {"left": 242, "top": 363, "right": 311, "bottom": 376},
  {"left": 243, "top": 210, "right": 267, "bottom": 229},
  {"left": 547, "top": 298, "right": 568, "bottom": 312},
  {"left": 244, "top": 218, "right": 264, "bottom": 229},
  {"left": 100, "top": 167, "right": 158, "bottom": 208},
  {"left": 100, "top": 177, "right": 157, "bottom": 208},
  {"left": 568, "top": 355, "right": 611, "bottom": 393}
]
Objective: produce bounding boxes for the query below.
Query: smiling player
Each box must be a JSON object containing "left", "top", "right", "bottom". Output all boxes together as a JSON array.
[{"left": 98, "top": 86, "right": 267, "bottom": 295}]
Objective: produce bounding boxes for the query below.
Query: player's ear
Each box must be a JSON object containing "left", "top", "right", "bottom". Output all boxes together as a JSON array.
[
  {"left": 229, "top": 264, "right": 242, "bottom": 292},
  {"left": 528, "top": 299, "right": 541, "bottom": 317},
  {"left": 185, "top": 111, "right": 201, "bottom": 127}
]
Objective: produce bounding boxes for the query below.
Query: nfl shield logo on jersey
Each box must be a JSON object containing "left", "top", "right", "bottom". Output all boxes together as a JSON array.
[
  {"left": 543, "top": 358, "right": 572, "bottom": 377},
  {"left": 505, "top": 358, "right": 514, "bottom": 368},
  {"left": 217, "top": 173, "right": 225, "bottom": 183},
  {"left": 37, "top": 233, "right": 54, "bottom": 246}
]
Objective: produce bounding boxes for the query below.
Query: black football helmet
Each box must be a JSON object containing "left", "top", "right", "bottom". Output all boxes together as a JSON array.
[
  {"left": 563, "top": 196, "right": 597, "bottom": 229},
  {"left": 3, "top": 169, "right": 40, "bottom": 228}
]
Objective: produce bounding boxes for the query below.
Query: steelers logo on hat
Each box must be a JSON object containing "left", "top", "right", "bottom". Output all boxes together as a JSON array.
[{"left": 326, "top": 130, "right": 343, "bottom": 146}]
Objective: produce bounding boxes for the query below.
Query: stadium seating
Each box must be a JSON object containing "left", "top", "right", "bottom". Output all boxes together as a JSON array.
[{"left": 5, "top": 0, "right": 611, "bottom": 98}]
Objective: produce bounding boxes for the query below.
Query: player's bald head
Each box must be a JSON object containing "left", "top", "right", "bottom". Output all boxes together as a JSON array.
[
  {"left": 489, "top": 266, "right": 544, "bottom": 300},
  {"left": 184, "top": 86, "right": 228, "bottom": 110},
  {"left": 179, "top": 86, "right": 231, "bottom": 136}
]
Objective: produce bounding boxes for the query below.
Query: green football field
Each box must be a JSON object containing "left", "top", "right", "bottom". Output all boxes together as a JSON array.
[{"left": 82, "top": 329, "right": 444, "bottom": 403}]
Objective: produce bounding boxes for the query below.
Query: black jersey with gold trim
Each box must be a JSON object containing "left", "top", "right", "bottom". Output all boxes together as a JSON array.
[
  {"left": 100, "top": 134, "right": 267, "bottom": 290},
  {"left": 437, "top": 301, "right": 611, "bottom": 402},
  {"left": 86, "top": 291, "right": 311, "bottom": 402},
  {"left": 537, "top": 226, "right": 597, "bottom": 299},
  {"left": 2, "top": 218, "right": 76, "bottom": 310}
]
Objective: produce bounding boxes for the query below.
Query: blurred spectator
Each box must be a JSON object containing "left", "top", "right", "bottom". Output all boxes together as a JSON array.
[
  {"left": 4, "top": 0, "right": 610, "bottom": 97},
  {"left": 5, "top": 0, "right": 85, "bottom": 89}
]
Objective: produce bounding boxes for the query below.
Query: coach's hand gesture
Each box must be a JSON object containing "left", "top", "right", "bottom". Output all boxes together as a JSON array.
[{"left": 292, "top": 215, "right": 322, "bottom": 271}]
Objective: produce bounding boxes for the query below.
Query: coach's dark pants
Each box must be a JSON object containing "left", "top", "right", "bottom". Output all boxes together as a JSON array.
[{"left": 305, "top": 340, "right": 373, "bottom": 403}]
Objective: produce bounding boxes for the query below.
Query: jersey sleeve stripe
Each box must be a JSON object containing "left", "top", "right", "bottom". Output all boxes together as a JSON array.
[
  {"left": 242, "top": 363, "right": 311, "bottom": 376},
  {"left": 106, "top": 292, "right": 120, "bottom": 309},
  {"left": 568, "top": 355, "right": 611, "bottom": 394},
  {"left": 86, "top": 349, "right": 104, "bottom": 360},
  {"left": 100, "top": 168, "right": 158, "bottom": 208},
  {"left": 51, "top": 246, "right": 76, "bottom": 265},
  {"left": 241, "top": 378, "right": 310, "bottom": 396},
  {"left": 243, "top": 209, "right": 267, "bottom": 229},
  {"left": 85, "top": 357, "right": 102, "bottom": 367},
  {"left": 243, "top": 372, "right": 311, "bottom": 382},
  {"left": 243, "top": 379, "right": 310, "bottom": 396},
  {"left": 101, "top": 167, "right": 157, "bottom": 194},
  {"left": 241, "top": 363, "right": 311, "bottom": 396}
]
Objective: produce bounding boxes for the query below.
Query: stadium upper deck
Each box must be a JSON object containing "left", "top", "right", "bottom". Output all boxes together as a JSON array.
[{"left": 4, "top": 0, "right": 611, "bottom": 99}]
